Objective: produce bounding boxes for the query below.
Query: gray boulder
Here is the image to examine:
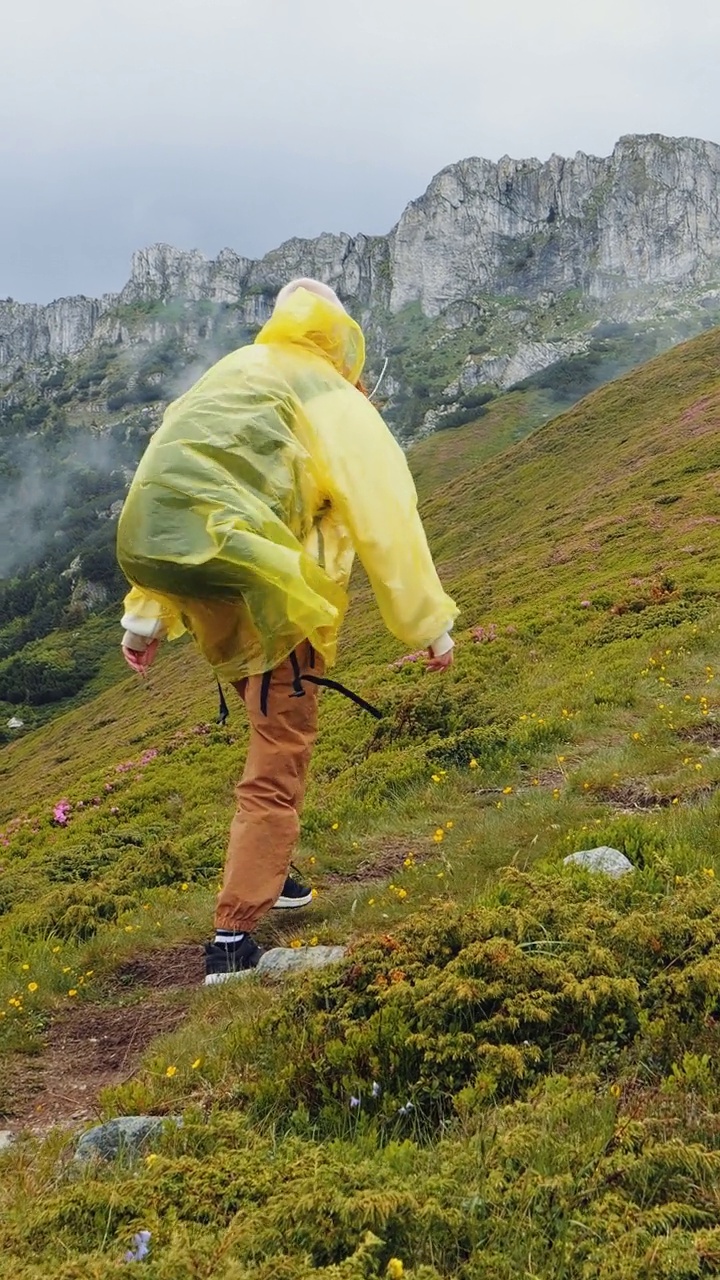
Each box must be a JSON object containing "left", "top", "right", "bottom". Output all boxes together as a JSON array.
[
  {"left": 257, "top": 945, "right": 346, "bottom": 975},
  {"left": 74, "top": 1115, "right": 182, "bottom": 1163},
  {"left": 563, "top": 846, "right": 635, "bottom": 878}
]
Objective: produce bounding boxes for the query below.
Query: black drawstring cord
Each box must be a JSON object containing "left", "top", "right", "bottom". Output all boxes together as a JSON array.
[
  {"left": 216, "top": 651, "right": 383, "bottom": 724},
  {"left": 217, "top": 681, "right": 230, "bottom": 725}
]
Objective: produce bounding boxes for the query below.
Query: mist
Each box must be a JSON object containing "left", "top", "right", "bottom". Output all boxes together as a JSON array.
[{"left": 0, "top": 429, "right": 134, "bottom": 582}]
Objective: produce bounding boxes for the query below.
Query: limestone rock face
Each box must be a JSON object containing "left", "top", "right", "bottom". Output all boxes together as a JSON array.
[
  {"left": 3, "top": 134, "right": 720, "bottom": 400},
  {"left": 389, "top": 135, "right": 720, "bottom": 314}
]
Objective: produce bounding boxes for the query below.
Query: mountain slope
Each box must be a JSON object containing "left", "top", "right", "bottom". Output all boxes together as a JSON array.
[{"left": 2, "top": 329, "right": 720, "bottom": 1278}]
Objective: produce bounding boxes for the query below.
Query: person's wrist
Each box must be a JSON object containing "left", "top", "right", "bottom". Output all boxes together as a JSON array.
[{"left": 429, "top": 631, "right": 454, "bottom": 658}]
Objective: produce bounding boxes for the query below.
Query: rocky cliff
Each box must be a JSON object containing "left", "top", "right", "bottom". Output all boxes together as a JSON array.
[
  {"left": 4, "top": 134, "right": 720, "bottom": 362},
  {"left": 2, "top": 133, "right": 720, "bottom": 441}
]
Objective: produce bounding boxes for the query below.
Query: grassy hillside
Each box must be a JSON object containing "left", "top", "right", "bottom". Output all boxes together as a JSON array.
[{"left": 2, "top": 328, "right": 720, "bottom": 1277}]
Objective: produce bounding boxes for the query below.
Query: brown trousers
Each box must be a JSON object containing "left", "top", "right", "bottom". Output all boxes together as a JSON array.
[{"left": 214, "top": 642, "right": 321, "bottom": 933}]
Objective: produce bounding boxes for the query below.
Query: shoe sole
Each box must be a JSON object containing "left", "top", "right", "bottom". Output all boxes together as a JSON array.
[
  {"left": 272, "top": 892, "right": 314, "bottom": 910},
  {"left": 204, "top": 969, "right": 257, "bottom": 986}
]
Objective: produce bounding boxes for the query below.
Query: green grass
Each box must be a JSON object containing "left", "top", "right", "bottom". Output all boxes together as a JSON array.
[{"left": 2, "top": 327, "right": 720, "bottom": 1276}]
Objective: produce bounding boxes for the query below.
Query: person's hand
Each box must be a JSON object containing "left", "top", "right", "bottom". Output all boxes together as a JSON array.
[
  {"left": 426, "top": 647, "right": 454, "bottom": 674},
  {"left": 122, "top": 636, "right": 160, "bottom": 676}
]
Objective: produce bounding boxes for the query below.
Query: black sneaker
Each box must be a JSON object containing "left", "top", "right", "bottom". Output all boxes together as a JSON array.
[
  {"left": 204, "top": 934, "right": 264, "bottom": 986},
  {"left": 273, "top": 870, "right": 313, "bottom": 910}
]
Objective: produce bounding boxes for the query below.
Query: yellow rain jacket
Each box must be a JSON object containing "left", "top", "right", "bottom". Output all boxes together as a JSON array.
[{"left": 117, "top": 287, "right": 457, "bottom": 682}]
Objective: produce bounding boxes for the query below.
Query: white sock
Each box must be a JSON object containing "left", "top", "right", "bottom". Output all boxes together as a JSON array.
[{"left": 214, "top": 930, "right": 246, "bottom": 945}]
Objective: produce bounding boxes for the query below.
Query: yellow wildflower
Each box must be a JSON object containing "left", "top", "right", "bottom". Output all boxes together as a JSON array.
[
  {"left": 165, "top": 1065, "right": 177, "bottom": 1078},
  {"left": 703, "top": 868, "right": 715, "bottom": 878},
  {"left": 332, "top": 821, "right": 340, "bottom": 830},
  {"left": 309, "top": 936, "right": 318, "bottom": 946},
  {"left": 27, "top": 982, "right": 38, "bottom": 993},
  {"left": 68, "top": 989, "right": 78, "bottom": 997},
  {"left": 445, "top": 821, "right": 454, "bottom": 829},
  {"left": 290, "top": 939, "right": 303, "bottom": 949},
  {"left": 368, "top": 898, "right": 375, "bottom": 906},
  {"left": 431, "top": 774, "right": 441, "bottom": 783},
  {"left": 387, "top": 1261, "right": 405, "bottom": 1279},
  {"left": 181, "top": 883, "right": 189, "bottom": 891},
  {"left": 396, "top": 888, "right": 407, "bottom": 901},
  {"left": 191, "top": 1058, "right": 202, "bottom": 1070},
  {"left": 469, "top": 759, "right": 478, "bottom": 769},
  {"left": 21, "top": 964, "right": 29, "bottom": 972},
  {"left": 503, "top": 786, "right": 513, "bottom": 794},
  {"left": 609, "top": 1083, "right": 621, "bottom": 1098}
]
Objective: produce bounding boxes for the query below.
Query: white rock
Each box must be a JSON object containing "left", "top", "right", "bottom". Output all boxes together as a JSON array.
[
  {"left": 0, "top": 1130, "right": 14, "bottom": 1152},
  {"left": 563, "top": 846, "right": 635, "bottom": 878},
  {"left": 257, "top": 945, "right": 346, "bottom": 975}
]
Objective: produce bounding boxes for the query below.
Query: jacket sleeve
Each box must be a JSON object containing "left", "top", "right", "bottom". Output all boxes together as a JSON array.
[
  {"left": 121, "top": 585, "right": 186, "bottom": 642},
  {"left": 304, "top": 386, "right": 458, "bottom": 649}
]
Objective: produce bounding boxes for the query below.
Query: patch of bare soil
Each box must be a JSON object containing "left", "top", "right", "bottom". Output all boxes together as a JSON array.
[
  {"left": 5, "top": 949, "right": 201, "bottom": 1137},
  {"left": 109, "top": 944, "right": 204, "bottom": 992},
  {"left": 593, "top": 779, "right": 719, "bottom": 812},
  {"left": 322, "top": 836, "right": 433, "bottom": 886},
  {"left": 677, "top": 721, "right": 720, "bottom": 748}
]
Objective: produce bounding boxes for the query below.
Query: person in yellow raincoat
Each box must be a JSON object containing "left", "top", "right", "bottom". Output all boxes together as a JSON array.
[{"left": 117, "top": 278, "right": 457, "bottom": 984}]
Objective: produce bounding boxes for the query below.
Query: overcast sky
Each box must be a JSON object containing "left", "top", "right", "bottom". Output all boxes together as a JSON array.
[{"left": 2, "top": 0, "right": 719, "bottom": 303}]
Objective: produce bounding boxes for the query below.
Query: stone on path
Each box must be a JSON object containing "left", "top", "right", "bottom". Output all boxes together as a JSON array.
[
  {"left": 257, "top": 945, "right": 346, "bottom": 975},
  {"left": 563, "top": 846, "right": 635, "bottom": 878},
  {"left": 75, "top": 1115, "right": 182, "bottom": 1163}
]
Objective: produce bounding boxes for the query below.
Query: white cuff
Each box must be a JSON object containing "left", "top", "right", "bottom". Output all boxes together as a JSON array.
[
  {"left": 121, "top": 613, "right": 165, "bottom": 641},
  {"left": 123, "top": 630, "right": 148, "bottom": 652},
  {"left": 429, "top": 630, "right": 455, "bottom": 658}
]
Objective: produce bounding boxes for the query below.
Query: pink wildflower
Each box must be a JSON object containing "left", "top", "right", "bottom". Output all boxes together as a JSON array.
[
  {"left": 390, "top": 649, "right": 426, "bottom": 670},
  {"left": 53, "top": 801, "right": 72, "bottom": 826},
  {"left": 472, "top": 624, "right": 497, "bottom": 644}
]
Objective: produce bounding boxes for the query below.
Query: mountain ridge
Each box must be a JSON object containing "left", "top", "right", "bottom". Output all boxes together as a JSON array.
[{"left": 3, "top": 133, "right": 720, "bottom": 371}]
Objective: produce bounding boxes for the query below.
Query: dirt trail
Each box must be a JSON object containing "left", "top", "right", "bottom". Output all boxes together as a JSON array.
[{"left": 4, "top": 946, "right": 201, "bottom": 1137}]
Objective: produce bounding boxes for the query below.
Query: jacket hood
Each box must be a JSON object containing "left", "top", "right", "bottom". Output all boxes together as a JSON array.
[{"left": 255, "top": 284, "right": 366, "bottom": 384}]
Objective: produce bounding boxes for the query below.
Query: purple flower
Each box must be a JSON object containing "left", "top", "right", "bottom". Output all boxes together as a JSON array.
[
  {"left": 140, "top": 749, "right": 158, "bottom": 765},
  {"left": 580, "top": 600, "right": 591, "bottom": 608},
  {"left": 349, "top": 1095, "right": 361, "bottom": 1109},
  {"left": 124, "top": 1230, "right": 151, "bottom": 1263},
  {"left": 371, "top": 1081, "right": 382, "bottom": 1099},
  {"left": 53, "top": 801, "right": 72, "bottom": 826}
]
